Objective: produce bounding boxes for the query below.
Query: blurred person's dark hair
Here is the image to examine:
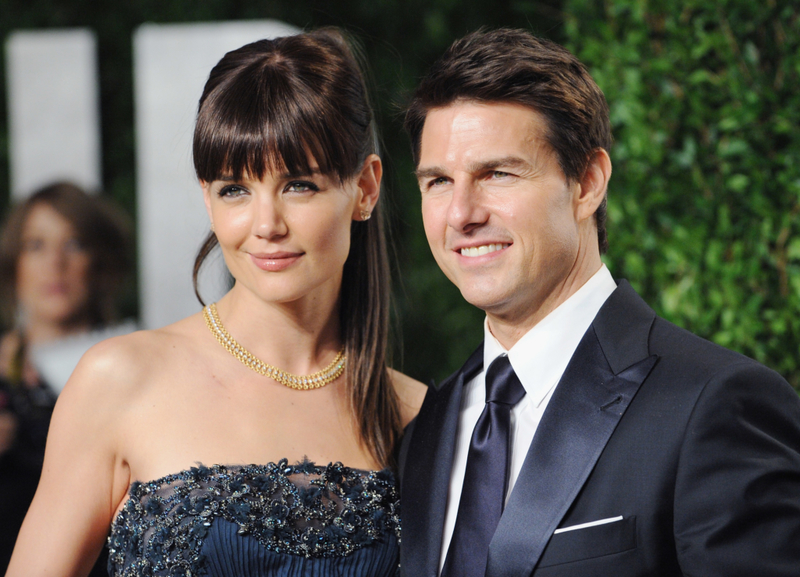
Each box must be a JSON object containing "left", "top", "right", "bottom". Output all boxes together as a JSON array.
[{"left": 0, "top": 181, "right": 132, "bottom": 330}]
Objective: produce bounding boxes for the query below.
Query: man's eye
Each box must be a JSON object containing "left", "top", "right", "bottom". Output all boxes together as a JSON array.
[{"left": 492, "top": 171, "right": 511, "bottom": 179}]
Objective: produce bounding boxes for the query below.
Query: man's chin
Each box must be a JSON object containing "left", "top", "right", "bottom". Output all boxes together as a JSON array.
[{"left": 458, "top": 287, "right": 512, "bottom": 314}]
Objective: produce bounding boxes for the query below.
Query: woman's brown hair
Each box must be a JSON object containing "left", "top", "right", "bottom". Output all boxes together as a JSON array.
[
  {"left": 191, "top": 29, "right": 401, "bottom": 468},
  {"left": 0, "top": 182, "right": 131, "bottom": 329}
]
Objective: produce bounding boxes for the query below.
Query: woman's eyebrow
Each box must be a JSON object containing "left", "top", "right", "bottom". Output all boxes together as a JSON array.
[
  {"left": 280, "top": 167, "right": 323, "bottom": 178},
  {"left": 213, "top": 166, "right": 325, "bottom": 182}
]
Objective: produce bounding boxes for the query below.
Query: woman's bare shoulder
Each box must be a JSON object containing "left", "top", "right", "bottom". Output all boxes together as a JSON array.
[
  {"left": 58, "top": 332, "right": 150, "bottom": 413},
  {"left": 63, "top": 313, "right": 203, "bottom": 404},
  {"left": 388, "top": 369, "right": 428, "bottom": 427}
]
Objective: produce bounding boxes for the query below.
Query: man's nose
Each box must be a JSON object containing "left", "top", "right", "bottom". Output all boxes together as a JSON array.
[{"left": 446, "top": 180, "right": 490, "bottom": 233}]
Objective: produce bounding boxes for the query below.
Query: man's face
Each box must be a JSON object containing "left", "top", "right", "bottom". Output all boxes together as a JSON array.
[{"left": 417, "top": 101, "right": 590, "bottom": 329}]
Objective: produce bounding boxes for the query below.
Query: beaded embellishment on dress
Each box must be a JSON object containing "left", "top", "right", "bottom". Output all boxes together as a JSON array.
[{"left": 107, "top": 459, "right": 400, "bottom": 577}]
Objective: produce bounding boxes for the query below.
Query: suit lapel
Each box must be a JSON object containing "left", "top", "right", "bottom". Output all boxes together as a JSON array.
[
  {"left": 487, "top": 281, "right": 659, "bottom": 576},
  {"left": 401, "top": 346, "right": 483, "bottom": 577}
]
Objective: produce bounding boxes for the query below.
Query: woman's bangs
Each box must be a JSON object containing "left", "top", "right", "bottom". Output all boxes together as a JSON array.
[{"left": 196, "top": 73, "right": 351, "bottom": 183}]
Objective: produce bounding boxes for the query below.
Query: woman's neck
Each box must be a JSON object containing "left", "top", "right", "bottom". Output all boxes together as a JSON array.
[{"left": 212, "top": 286, "right": 342, "bottom": 376}]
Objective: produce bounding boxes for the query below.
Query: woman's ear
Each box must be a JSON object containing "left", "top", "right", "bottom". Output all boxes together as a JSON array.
[
  {"left": 575, "top": 148, "right": 612, "bottom": 222},
  {"left": 353, "top": 154, "right": 382, "bottom": 221},
  {"left": 201, "top": 180, "right": 214, "bottom": 225}
]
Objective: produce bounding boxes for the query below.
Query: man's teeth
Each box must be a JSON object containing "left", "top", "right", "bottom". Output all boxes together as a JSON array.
[{"left": 460, "top": 243, "right": 508, "bottom": 257}]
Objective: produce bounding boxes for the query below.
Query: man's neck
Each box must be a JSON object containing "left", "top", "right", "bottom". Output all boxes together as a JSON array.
[{"left": 487, "top": 259, "right": 604, "bottom": 350}]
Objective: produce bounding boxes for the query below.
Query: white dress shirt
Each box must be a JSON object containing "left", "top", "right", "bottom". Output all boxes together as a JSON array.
[{"left": 438, "top": 265, "right": 617, "bottom": 574}]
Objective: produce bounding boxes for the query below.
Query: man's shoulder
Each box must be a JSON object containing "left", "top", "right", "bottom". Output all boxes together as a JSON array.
[
  {"left": 649, "top": 313, "right": 767, "bottom": 372},
  {"left": 642, "top": 314, "right": 797, "bottom": 409},
  {"left": 603, "top": 280, "right": 777, "bottom": 379},
  {"left": 649, "top": 314, "right": 745, "bottom": 359}
]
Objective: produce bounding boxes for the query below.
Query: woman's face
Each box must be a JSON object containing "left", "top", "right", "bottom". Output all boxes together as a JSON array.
[
  {"left": 16, "top": 203, "right": 92, "bottom": 328},
  {"left": 202, "top": 155, "right": 380, "bottom": 308}
]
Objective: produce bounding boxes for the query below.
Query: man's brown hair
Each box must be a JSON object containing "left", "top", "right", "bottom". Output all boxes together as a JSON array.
[{"left": 405, "top": 28, "right": 612, "bottom": 253}]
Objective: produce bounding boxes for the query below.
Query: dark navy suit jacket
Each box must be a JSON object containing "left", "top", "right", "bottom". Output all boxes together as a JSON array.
[{"left": 400, "top": 281, "right": 800, "bottom": 576}]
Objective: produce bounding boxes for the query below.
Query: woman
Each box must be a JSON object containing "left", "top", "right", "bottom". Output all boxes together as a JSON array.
[
  {"left": 0, "top": 182, "right": 130, "bottom": 574},
  {"left": 7, "top": 29, "right": 425, "bottom": 577}
]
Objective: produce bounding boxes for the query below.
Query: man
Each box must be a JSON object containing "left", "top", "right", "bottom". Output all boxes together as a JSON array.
[{"left": 399, "top": 28, "right": 800, "bottom": 577}]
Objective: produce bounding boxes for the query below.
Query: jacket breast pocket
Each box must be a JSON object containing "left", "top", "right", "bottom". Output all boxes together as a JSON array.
[{"left": 537, "top": 516, "right": 637, "bottom": 568}]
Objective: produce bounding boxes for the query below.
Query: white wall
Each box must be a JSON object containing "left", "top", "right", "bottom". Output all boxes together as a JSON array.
[
  {"left": 5, "top": 29, "right": 101, "bottom": 199},
  {"left": 133, "top": 20, "right": 299, "bottom": 329}
]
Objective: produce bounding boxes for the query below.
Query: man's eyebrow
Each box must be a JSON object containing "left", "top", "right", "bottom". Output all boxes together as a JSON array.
[
  {"left": 415, "top": 157, "right": 534, "bottom": 181},
  {"left": 467, "top": 156, "right": 532, "bottom": 173},
  {"left": 414, "top": 166, "right": 447, "bottom": 180}
]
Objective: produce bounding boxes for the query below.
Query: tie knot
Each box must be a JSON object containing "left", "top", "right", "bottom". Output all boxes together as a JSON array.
[{"left": 484, "top": 355, "right": 526, "bottom": 406}]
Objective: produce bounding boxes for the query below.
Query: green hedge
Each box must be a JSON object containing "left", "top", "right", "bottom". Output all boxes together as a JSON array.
[
  {"left": 563, "top": 0, "right": 800, "bottom": 389},
  {"left": 4, "top": 1, "right": 797, "bottom": 388}
]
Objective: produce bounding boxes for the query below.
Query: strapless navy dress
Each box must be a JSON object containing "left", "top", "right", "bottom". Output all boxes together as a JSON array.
[{"left": 107, "top": 459, "right": 400, "bottom": 576}]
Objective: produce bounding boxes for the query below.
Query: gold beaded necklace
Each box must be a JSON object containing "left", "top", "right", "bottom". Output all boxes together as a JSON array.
[{"left": 203, "top": 303, "right": 346, "bottom": 390}]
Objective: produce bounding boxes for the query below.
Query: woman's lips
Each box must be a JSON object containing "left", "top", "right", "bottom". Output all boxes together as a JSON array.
[
  {"left": 43, "top": 282, "right": 70, "bottom": 295},
  {"left": 249, "top": 252, "right": 303, "bottom": 272}
]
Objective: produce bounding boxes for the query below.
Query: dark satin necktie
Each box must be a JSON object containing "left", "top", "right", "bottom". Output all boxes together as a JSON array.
[{"left": 441, "top": 354, "right": 526, "bottom": 577}]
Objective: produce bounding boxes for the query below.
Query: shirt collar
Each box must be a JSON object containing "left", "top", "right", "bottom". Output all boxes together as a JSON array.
[{"left": 483, "top": 265, "right": 617, "bottom": 406}]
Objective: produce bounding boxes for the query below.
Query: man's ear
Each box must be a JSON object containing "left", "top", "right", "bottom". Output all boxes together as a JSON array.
[
  {"left": 575, "top": 148, "right": 611, "bottom": 222},
  {"left": 352, "top": 154, "right": 383, "bottom": 221}
]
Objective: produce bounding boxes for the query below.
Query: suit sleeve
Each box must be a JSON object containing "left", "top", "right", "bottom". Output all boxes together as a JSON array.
[
  {"left": 396, "top": 416, "right": 417, "bottom": 485},
  {"left": 673, "top": 361, "right": 800, "bottom": 576}
]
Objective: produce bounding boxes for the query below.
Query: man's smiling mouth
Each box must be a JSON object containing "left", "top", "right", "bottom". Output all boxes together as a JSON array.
[{"left": 459, "top": 243, "right": 509, "bottom": 257}]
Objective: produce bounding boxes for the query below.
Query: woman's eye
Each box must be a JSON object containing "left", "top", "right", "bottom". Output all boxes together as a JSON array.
[
  {"left": 218, "top": 185, "right": 246, "bottom": 198},
  {"left": 64, "top": 238, "right": 85, "bottom": 253},
  {"left": 21, "top": 238, "right": 44, "bottom": 252},
  {"left": 285, "top": 181, "right": 319, "bottom": 194}
]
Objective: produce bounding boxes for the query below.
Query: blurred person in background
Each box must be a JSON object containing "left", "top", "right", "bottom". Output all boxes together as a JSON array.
[
  {"left": 0, "top": 181, "right": 131, "bottom": 574},
  {"left": 7, "top": 29, "right": 424, "bottom": 577}
]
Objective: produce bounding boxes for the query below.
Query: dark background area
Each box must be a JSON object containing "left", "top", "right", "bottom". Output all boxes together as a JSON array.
[{"left": 1, "top": 0, "right": 798, "bottom": 389}]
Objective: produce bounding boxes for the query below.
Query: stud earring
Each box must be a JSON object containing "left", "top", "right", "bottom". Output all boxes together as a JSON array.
[
  {"left": 360, "top": 210, "right": 371, "bottom": 221},
  {"left": 210, "top": 222, "right": 215, "bottom": 232}
]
